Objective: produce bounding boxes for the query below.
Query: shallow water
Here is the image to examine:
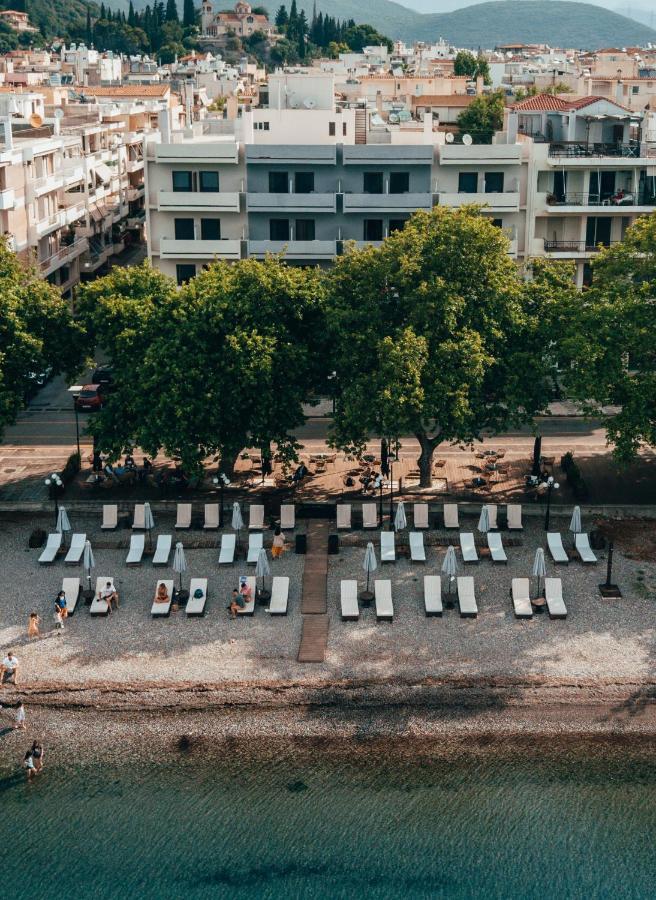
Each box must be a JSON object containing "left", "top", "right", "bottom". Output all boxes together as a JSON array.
[{"left": 2, "top": 745, "right": 656, "bottom": 899}]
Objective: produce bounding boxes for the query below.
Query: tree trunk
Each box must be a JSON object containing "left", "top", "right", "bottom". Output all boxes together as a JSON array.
[{"left": 416, "top": 433, "right": 439, "bottom": 488}]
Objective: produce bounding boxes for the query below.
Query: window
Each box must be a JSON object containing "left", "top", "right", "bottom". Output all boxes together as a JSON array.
[
  {"left": 172, "top": 170, "right": 192, "bottom": 192},
  {"left": 270, "top": 218, "right": 290, "bottom": 240},
  {"left": 491, "top": 218, "right": 503, "bottom": 228},
  {"left": 199, "top": 171, "right": 219, "bottom": 192},
  {"left": 389, "top": 172, "right": 410, "bottom": 194},
  {"left": 295, "top": 219, "right": 315, "bottom": 240},
  {"left": 458, "top": 172, "right": 478, "bottom": 193},
  {"left": 200, "top": 219, "right": 221, "bottom": 240},
  {"left": 484, "top": 172, "right": 504, "bottom": 193},
  {"left": 269, "top": 171, "right": 288, "bottom": 193},
  {"left": 388, "top": 219, "right": 405, "bottom": 234},
  {"left": 363, "top": 219, "right": 383, "bottom": 241},
  {"left": 295, "top": 171, "right": 314, "bottom": 193},
  {"left": 632, "top": 85, "right": 639, "bottom": 94},
  {"left": 174, "top": 218, "right": 194, "bottom": 240},
  {"left": 329, "top": 122, "right": 336, "bottom": 136},
  {"left": 176, "top": 264, "right": 196, "bottom": 285},
  {"left": 343, "top": 122, "right": 347, "bottom": 136},
  {"left": 363, "top": 172, "right": 384, "bottom": 194}
]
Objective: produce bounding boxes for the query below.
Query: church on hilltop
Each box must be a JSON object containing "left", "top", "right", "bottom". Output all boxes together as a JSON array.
[{"left": 200, "top": 1, "right": 275, "bottom": 40}]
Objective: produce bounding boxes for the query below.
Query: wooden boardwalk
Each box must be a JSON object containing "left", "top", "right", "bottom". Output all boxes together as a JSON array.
[{"left": 297, "top": 520, "right": 330, "bottom": 662}]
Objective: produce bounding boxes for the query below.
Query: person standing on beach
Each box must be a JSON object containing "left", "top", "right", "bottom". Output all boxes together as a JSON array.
[
  {"left": 54, "top": 607, "right": 65, "bottom": 632},
  {"left": 14, "top": 702, "right": 26, "bottom": 730},
  {"left": 24, "top": 749, "right": 37, "bottom": 781},
  {"left": 27, "top": 613, "right": 41, "bottom": 639},
  {"left": 31, "top": 741, "right": 44, "bottom": 772}
]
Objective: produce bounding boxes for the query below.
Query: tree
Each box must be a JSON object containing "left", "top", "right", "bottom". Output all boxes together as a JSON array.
[
  {"left": 183, "top": 0, "right": 196, "bottom": 27},
  {"left": 165, "top": 0, "right": 179, "bottom": 22},
  {"left": 75, "top": 259, "right": 328, "bottom": 473},
  {"left": 456, "top": 90, "right": 505, "bottom": 144},
  {"left": 327, "top": 208, "right": 555, "bottom": 486},
  {"left": 0, "top": 240, "right": 84, "bottom": 438},
  {"left": 341, "top": 23, "right": 392, "bottom": 53},
  {"left": 555, "top": 215, "right": 656, "bottom": 460},
  {"left": 275, "top": 4, "right": 288, "bottom": 30},
  {"left": 454, "top": 50, "right": 491, "bottom": 84}
]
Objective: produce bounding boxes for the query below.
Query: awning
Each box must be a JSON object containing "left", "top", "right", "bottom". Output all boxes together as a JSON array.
[
  {"left": 94, "top": 163, "right": 113, "bottom": 184},
  {"left": 89, "top": 206, "right": 103, "bottom": 222}
]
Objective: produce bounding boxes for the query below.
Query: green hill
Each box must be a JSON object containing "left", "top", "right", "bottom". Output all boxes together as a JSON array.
[{"left": 0, "top": 0, "right": 95, "bottom": 38}]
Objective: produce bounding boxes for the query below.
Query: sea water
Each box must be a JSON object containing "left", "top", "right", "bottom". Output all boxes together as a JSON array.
[{"left": 1, "top": 744, "right": 655, "bottom": 899}]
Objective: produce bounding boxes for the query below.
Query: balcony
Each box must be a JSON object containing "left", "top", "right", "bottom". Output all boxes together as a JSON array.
[
  {"left": 247, "top": 193, "right": 336, "bottom": 213},
  {"left": 62, "top": 200, "right": 87, "bottom": 225},
  {"left": 159, "top": 238, "right": 242, "bottom": 260},
  {"left": 247, "top": 145, "right": 336, "bottom": 165},
  {"left": 543, "top": 239, "right": 617, "bottom": 256},
  {"left": 156, "top": 141, "right": 239, "bottom": 164},
  {"left": 126, "top": 158, "right": 144, "bottom": 174},
  {"left": 438, "top": 191, "right": 520, "bottom": 210},
  {"left": 127, "top": 211, "right": 146, "bottom": 228},
  {"left": 248, "top": 240, "right": 337, "bottom": 260},
  {"left": 439, "top": 144, "right": 522, "bottom": 164},
  {"left": 0, "top": 188, "right": 15, "bottom": 210},
  {"left": 543, "top": 191, "right": 656, "bottom": 212},
  {"left": 157, "top": 190, "right": 240, "bottom": 212},
  {"left": 35, "top": 211, "right": 63, "bottom": 237},
  {"left": 39, "top": 237, "right": 88, "bottom": 276},
  {"left": 32, "top": 173, "right": 65, "bottom": 197},
  {"left": 62, "top": 163, "right": 85, "bottom": 186},
  {"left": 126, "top": 186, "right": 145, "bottom": 202},
  {"left": 343, "top": 146, "right": 433, "bottom": 166},
  {"left": 343, "top": 193, "right": 433, "bottom": 213},
  {"left": 548, "top": 141, "right": 644, "bottom": 160}
]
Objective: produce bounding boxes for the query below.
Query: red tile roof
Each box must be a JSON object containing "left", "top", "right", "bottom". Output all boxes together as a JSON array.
[
  {"left": 512, "top": 93, "right": 632, "bottom": 113},
  {"left": 411, "top": 94, "right": 474, "bottom": 107}
]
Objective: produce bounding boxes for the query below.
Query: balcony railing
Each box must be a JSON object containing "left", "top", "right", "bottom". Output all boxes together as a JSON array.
[
  {"left": 544, "top": 240, "right": 618, "bottom": 253},
  {"left": 547, "top": 191, "right": 656, "bottom": 207},
  {"left": 548, "top": 141, "right": 640, "bottom": 158}
]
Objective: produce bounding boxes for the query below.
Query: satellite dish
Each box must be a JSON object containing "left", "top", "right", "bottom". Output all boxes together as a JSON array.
[
  {"left": 462, "top": 133, "right": 473, "bottom": 145},
  {"left": 54, "top": 109, "right": 64, "bottom": 119},
  {"left": 445, "top": 132, "right": 454, "bottom": 143},
  {"left": 289, "top": 96, "right": 300, "bottom": 109},
  {"left": 29, "top": 113, "right": 43, "bottom": 128},
  {"left": 303, "top": 97, "right": 317, "bottom": 109}
]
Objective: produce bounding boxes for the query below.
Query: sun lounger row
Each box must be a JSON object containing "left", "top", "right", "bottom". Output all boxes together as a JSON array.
[
  {"left": 547, "top": 532, "right": 597, "bottom": 564},
  {"left": 459, "top": 532, "right": 507, "bottom": 563},
  {"left": 124, "top": 534, "right": 172, "bottom": 566},
  {"left": 337, "top": 503, "right": 523, "bottom": 530},
  {"left": 102, "top": 503, "right": 297, "bottom": 532}
]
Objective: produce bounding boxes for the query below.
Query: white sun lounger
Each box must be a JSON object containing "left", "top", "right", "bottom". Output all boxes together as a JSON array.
[
  {"left": 511, "top": 578, "right": 532, "bottom": 619},
  {"left": 340, "top": 579, "right": 359, "bottom": 621},
  {"left": 61, "top": 577, "right": 81, "bottom": 616},
  {"left": 444, "top": 503, "right": 459, "bottom": 529},
  {"left": 484, "top": 504, "right": 498, "bottom": 529},
  {"left": 126, "top": 533, "right": 145, "bottom": 566},
  {"left": 101, "top": 504, "right": 118, "bottom": 530},
  {"left": 175, "top": 503, "right": 192, "bottom": 529},
  {"left": 247, "top": 532, "right": 263, "bottom": 563},
  {"left": 487, "top": 532, "right": 507, "bottom": 563},
  {"left": 219, "top": 533, "right": 236, "bottom": 565},
  {"left": 575, "top": 533, "right": 598, "bottom": 564},
  {"left": 547, "top": 532, "right": 569, "bottom": 564},
  {"left": 133, "top": 504, "right": 146, "bottom": 529},
  {"left": 363, "top": 503, "right": 377, "bottom": 529},
  {"left": 545, "top": 577, "right": 567, "bottom": 619},
  {"left": 203, "top": 504, "right": 219, "bottom": 530},
  {"left": 268, "top": 576, "right": 289, "bottom": 615},
  {"left": 336, "top": 504, "right": 352, "bottom": 530},
  {"left": 152, "top": 534, "right": 172, "bottom": 566},
  {"left": 457, "top": 576, "right": 478, "bottom": 618},
  {"left": 280, "top": 505, "right": 295, "bottom": 530},
  {"left": 380, "top": 531, "right": 396, "bottom": 562},
  {"left": 151, "top": 579, "right": 174, "bottom": 617},
  {"left": 424, "top": 575, "right": 443, "bottom": 617},
  {"left": 236, "top": 576, "right": 256, "bottom": 616},
  {"left": 375, "top": 579, "right": 393, "bottom": 621},
  {"left": 90, "top": 576, "right": 115, "bottom": 616},
  {"left": 413, "top": 503, "right": 429, "bottom": 529},
  {"left": 186, "top": 578, "right": 208, "bottom": 616},
  {"left": 507, "top": 504, "right": 523, "bottom": 530},
  {"left": 410, "top": 531, "right": 426, "bottom": 562},
  {"left": 249, "top": 504, "right": 264, "bottom": 530},
  {"left": 38, "top": 532, "right": 62, "bottom": 564},
  {"left": 64, "top": 533, "right": 86, "bottom": 565},
  {"left": 459, "top": 532, "right": 478, "bottom": 563}
]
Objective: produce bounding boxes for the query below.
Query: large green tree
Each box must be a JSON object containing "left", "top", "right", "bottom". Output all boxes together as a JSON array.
[
  {"left": 0, "top": 240, "right": 84, "bottom": 437},
  {"left": 457, "top": 90, "right": 505, "bottom": 144},
  {"left": 556, "top": 214, "right": 656, "bottom": 460},
  {"left": 75, "top": 259, "right": 327, "bottom": 473},
  {"left": 453, "top": 50, "right": 491, "bottom": 85},
  {"left": 327, "top": 208, "right": 557, "bottom": 486}
]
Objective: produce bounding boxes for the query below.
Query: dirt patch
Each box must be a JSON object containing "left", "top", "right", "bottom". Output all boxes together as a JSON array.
[{"left": 596, "top": 517, "right": 656, "bottom": 562}]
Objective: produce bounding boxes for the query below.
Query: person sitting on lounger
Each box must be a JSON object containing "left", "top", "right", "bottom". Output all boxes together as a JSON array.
[
  {"left": 99, "top": 581, "right": 119, "bottom": 612},
  {"left": 228, "top": 588, "right": 243, "bottom": 619},
  {"left": 272, "top": 526, "right": 286, "bottom": 559},
  {"left": 155, "top": 582, "right": 170, "bottom": 604},
  {"left": 240, "top": 580, "right": 252, "bottom": 605}
]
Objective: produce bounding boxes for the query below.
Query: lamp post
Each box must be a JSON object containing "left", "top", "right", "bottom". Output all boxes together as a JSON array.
[
  {"left": 212, "top": 472, "right": 231, "bottom": 527},
  {"left": 68, "top": 385, "right": 83, "bottom": 459},
  {"left": 374, "top": 474, "right": 383, "bottom": 527},
  {"left": 388, "top": 462, "right": 394, "bottom": 530},
  {"left": 327, "top": 370, "right": 337, "bottom": 416},
  {"left": 44, "top": 472, "right": 63, "bottom": 525},
  {"left": 544, "top": 476, "right": 560, "bottom": 531}
]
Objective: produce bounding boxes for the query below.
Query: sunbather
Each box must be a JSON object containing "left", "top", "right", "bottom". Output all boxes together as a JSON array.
[
  {"left": 155, "top": 582, "right": 170, "bottom": 604},
  {"left": 228, "top": 588, "right": 243, "bottom": 619},
  {"left": 99, "top": 581, "right": 119, "bottom": 612}
]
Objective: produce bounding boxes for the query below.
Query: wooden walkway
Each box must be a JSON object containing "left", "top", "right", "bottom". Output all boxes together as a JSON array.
[{"left": 297, "top": 520, "right": 330, "bottom": 662}]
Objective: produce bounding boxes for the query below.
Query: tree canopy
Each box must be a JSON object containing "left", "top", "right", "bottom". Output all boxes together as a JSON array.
[
  {"left": 453, "top": 50, "right": 491, "bottom": 85},
  {"left": 0, "top": 240, "right": 84, "bottom": 438},
  {"left": 457, "top": 90, "right": 506, "bottom": 144},
  {"left": 75, "top": 258, "right": 328, "bottom": 473},
  {"left": 327, "top": 208, "right": 557, "bottom": 485}
]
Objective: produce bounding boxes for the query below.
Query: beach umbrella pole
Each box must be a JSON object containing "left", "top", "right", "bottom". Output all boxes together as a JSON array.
[{"left": 599, "top": 540, "right": 622, "bottom": 598}]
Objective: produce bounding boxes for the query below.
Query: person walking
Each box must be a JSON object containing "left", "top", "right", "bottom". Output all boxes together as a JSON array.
[
  {"left": 272, "top": 526, "right": 286, "bottom": 559},
  {"left": 31, "top": 741, "right": 44, "bottom": 772},
  {"left": 54, "top": 607, "right": 65, "bottom": 632},
  {"left": 27, "top": 612, "right": 41, "bottom": 639},
  {"left": 14, "top": 702, "right": 26, "bottom": 730},
  {"left": 24, "top": 749, "right": 37, "bottom": 781}
]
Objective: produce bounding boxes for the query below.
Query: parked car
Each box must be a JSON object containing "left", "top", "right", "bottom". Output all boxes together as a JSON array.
[
  {"left": 74, "top": 384, "right": 106, "bottom": 412},
  {"left": 91, "top": 365, "right": 114, "bottom": 389},
  {"left": 24, "top": 366, "right": 53, "bottom": 401}
]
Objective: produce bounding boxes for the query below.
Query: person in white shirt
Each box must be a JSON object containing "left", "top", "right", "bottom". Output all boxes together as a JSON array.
[
  {"left": 99, "top": 581, "right": 119, "bottom": 612},
  {"left": 1, "top": 651, "right": 19, "bottom": 685},
  {"left": 14, "top": 702, "right": 25, "bottom": 730}
]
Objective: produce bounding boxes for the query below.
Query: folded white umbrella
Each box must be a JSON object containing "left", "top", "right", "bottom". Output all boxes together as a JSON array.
[
  {"left": 441, "top": 545, "right": 458, "bottom": 592},
  {"left": 255, "top": 547, "right": 271, "bottom": 592},
  {"left": 173, "top": 542, "right": 187, "bottom": 592},
  {"left": 144, "top": 501, "right": 155, "bottom": 548},
  {"left": 532, "top": 547, "right": 546, "bottom": 597},
  {"left": 363, "top": 541, "right": 377, "bottom": 593},
  {"left": 394, "top": 501, "right": 407, "bottom": 532},
  {"left": 477, "top": 505, "right": 490, "bottom": 534},
  {"left": 232, "top": 502, "right": 244, "bottom": 531},
  {"left": 569, "top": 506, "right": 582, "bottom": 535},
  {"left": 83, "top": 540, "right": 95, "bottom": 591},
  {"left": 56, "top": 506, "right": 71, "bottom": 536}
]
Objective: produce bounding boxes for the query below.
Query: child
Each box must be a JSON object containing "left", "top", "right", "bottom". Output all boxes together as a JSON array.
[
  {"left": 272, "top": 526, "right": 285, "bottom": 559},
  {"left": 14, "top": 702, "right": 26, "bottom": 730},
  {"left": 24, "top": 750, "right": 36, "bottom": 781},
  {"left": 27, "top": 612, "right": 41, "bottom": 639},
  {"left": 54, "top": 607, "right": 65, "bottom": 632}
]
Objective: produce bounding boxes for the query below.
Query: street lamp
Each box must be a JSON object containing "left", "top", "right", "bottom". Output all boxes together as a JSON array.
[
  {"left": 44, "top": 472, "right": 63, "bottom": 524},
  {"left": 68, "top": 385, "right": 84, "bottom": 460},
  {"left": 388, "top": 461, "right": 394, "bottom": 530},
  {"left": 544, "top": 476, "right": 560, "bottom": 531},
  {"left": 374, "top": 474, "right": 383, "bottom": 527},
  {"left": 212, "top": 472, "right": 231, "bottom": 527},
  {"left": 327, "top": 370, "right": 337, "bottom": 415}
]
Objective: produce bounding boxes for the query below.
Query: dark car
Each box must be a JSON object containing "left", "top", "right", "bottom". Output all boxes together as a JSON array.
[
  {"left": 74, "top": 384, "right": 106, "bottom": 412},
  {"left": 91, "top": 365, "right": 114, "bottom": 389}
]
